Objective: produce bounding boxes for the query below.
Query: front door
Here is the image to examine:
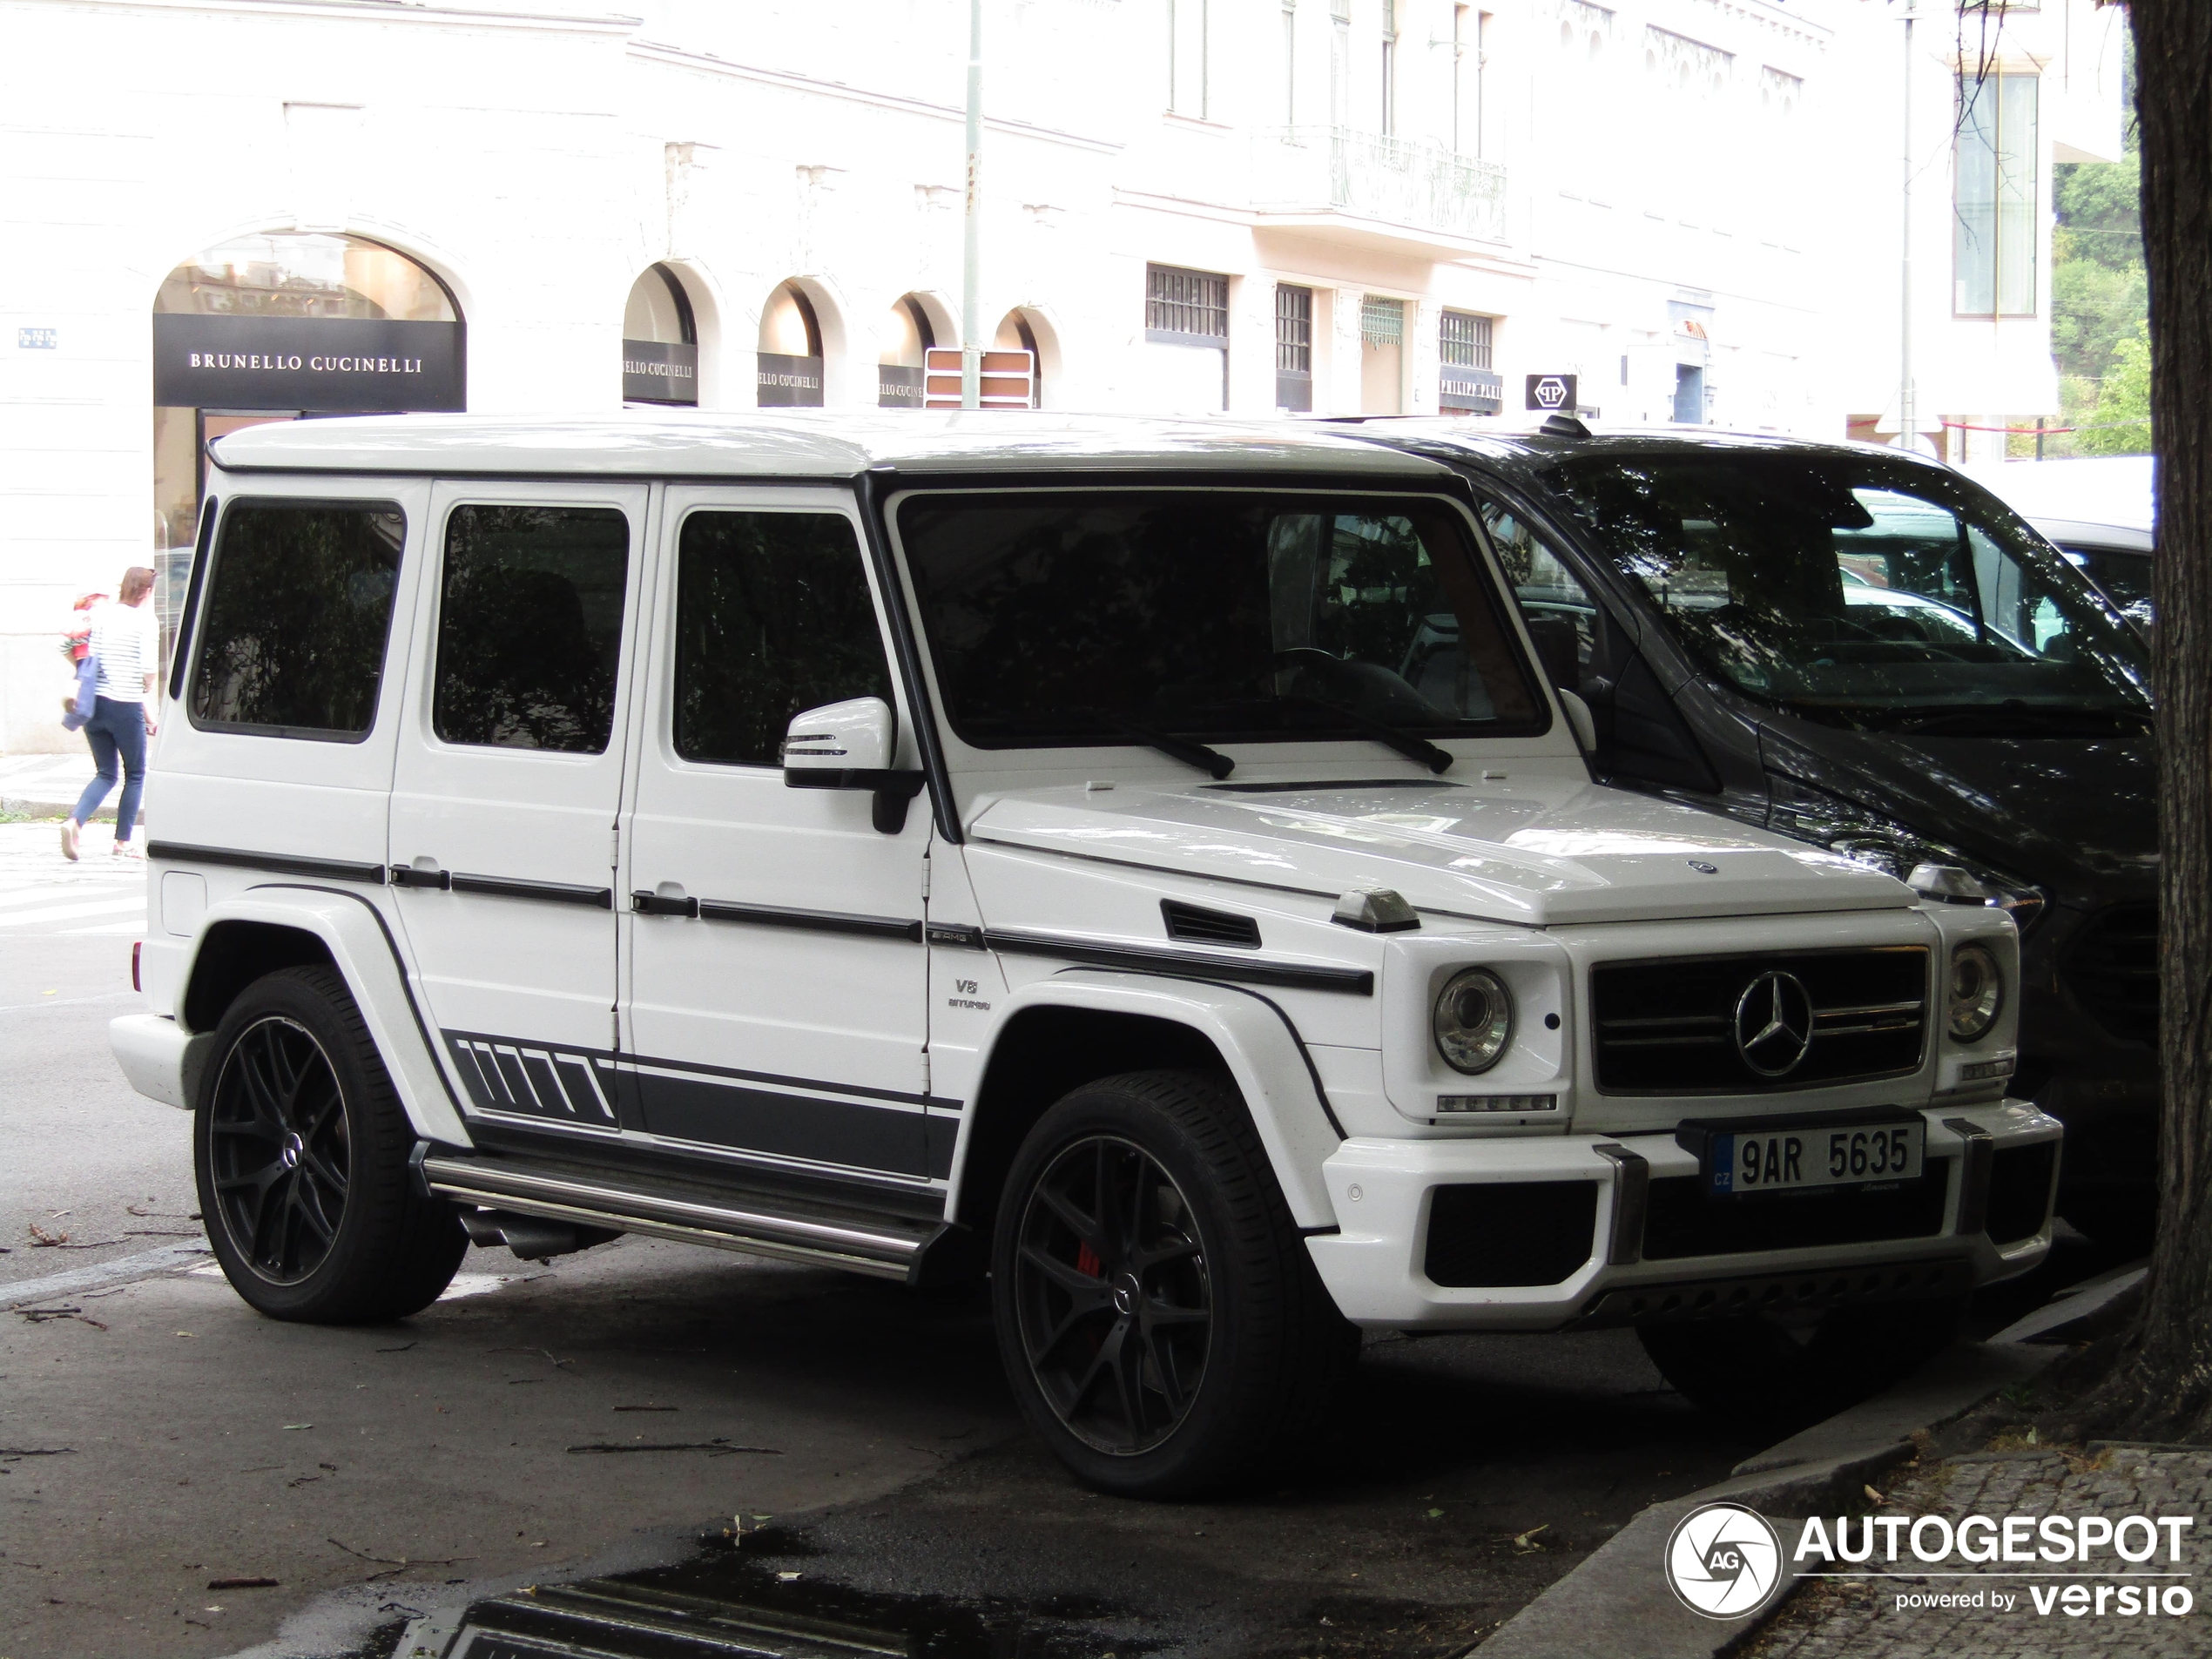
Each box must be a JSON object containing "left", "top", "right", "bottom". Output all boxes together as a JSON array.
[
  {"left": 621, "top": 488, "right": 934, "bottom": 1183},
  {"left": 388, "top": 481, "right": 651, "bottom": 1138}
]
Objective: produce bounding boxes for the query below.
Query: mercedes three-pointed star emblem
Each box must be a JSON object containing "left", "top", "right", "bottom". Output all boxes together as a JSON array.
[{"left": 1733, "top": 970, "right": 1815, "bottom": 1077}]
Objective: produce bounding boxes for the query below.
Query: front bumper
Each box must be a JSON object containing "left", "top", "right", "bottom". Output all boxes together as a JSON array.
[{"left": 1305, "top": 1100, "right": 2060, "bottom": 1330}]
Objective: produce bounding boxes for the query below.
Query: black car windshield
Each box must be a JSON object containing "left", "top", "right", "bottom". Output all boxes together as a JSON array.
[
  {"left": 898, "top": 491, "right": 1544, "bottom": 751},
  {"left": 1541, "top": 448, "right": 2151, "bottom": 732}
]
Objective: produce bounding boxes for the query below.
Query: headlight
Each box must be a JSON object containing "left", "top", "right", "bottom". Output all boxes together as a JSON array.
[
  {"left": 1765, "top": 774, "right": 2046, "bottom": 931},
  {"left": 1434, "top": 968, "right": 1514, "bottom": 1074},
  {"left": 1947, "top": 942, "right": 2003, "bottom": 1042}
]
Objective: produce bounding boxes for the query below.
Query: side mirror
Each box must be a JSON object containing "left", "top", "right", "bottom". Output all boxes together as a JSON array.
[
  {"left": 1557, "top": 688, "right": 1598, "bottom": 753},
  {"left": 781, "top": 697, "right": 927, "bottom": 834}
]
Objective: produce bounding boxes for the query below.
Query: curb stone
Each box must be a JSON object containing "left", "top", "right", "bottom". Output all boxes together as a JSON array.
[{"left": 1471, "top": 1342, "right": 2060, "bottom": 1659}]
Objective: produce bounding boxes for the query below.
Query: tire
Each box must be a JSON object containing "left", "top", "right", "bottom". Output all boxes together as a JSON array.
[
  {"left": 192, "top": 965, "right": 467, "bottom": 1323},
  {"left": 1637, "top": 1295, "right": 1968, "bottom": 1428},
  {"left": 990, "top": 1069, "right": 1358, "bottom": 1498}
]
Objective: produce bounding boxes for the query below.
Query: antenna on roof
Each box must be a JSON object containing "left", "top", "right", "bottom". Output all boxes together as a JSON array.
[{"left": 1540, "top": 413, "right": 1591, "bottom": 439}]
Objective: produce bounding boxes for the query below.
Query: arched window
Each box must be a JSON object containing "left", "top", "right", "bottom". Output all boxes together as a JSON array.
[
  {"left": 152, "top": 230, "right": 463, "bottom": 577},
  {"left": 623, "top": 264, "right": 698, "bottom": 407},
  {"left": 758, "top": 282, "right": 824, "bottom": 408},
  {"left": 993, "top": 310, "right": 1044, "bottom": 408},
  {"left": 880, "top": 295, "right": 936, "bottom": 409}
]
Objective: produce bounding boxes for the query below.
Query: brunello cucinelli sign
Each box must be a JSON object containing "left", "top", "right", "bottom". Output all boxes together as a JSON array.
[
  {"left": 622, "top": 338, "right": 698, "bottom": 405},
  {"left": 153, "top": 314, "right": 464, "bottom": 411},
  {"left": 878, "top": 363, "right": 924, "bottom": 408},
  {"left": 757, "top": 351, "right": 824, "bottom": 408}
]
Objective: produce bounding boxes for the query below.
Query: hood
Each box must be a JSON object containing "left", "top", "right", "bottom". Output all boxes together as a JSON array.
[
  {"left": 967, "top": 777, "right": 1910, "bottom": 927},
  {"left": 1761, "top": 724, "right": 2157, "bottom": 899}
]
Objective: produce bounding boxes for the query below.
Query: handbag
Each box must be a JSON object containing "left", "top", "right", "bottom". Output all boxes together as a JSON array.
[{"left": 61, "top": 652, "right": 98, "bottom": 732}]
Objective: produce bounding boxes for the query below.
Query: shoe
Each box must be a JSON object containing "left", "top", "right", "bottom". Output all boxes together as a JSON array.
[
  {"left": 60, "top": 819, "right": 79, "bottom": 861},
  {"left": 112, "top": 839, "right": 145, "bottom": 860}
]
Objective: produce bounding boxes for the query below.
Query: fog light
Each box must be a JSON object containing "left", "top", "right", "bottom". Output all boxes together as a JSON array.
[{"left": 1436, "top": 1093, "right": 1558, "bottom": 1114}]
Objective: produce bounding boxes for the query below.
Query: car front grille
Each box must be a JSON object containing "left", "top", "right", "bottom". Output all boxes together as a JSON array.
[
  {"left": 1592, "top": 947, "right": 1929, "bottom": 1095},
  {"left": 2062, "top": 904, "right": 2157, "bottom": 1045}
]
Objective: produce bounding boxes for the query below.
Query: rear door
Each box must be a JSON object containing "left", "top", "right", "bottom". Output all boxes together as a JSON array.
[
  {"left": 387, "top": 482, "right": 651, "bottom": 1139},
  {"left": 619, "top": 486, "right": 937, "bottom": 1182}
]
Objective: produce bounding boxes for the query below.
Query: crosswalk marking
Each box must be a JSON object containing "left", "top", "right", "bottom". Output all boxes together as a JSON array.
[{"left": 0, "top": 822, "right": 147, "bottom": 938}]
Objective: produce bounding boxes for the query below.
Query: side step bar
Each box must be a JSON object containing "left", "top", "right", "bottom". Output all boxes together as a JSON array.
[{"left": 419, "top": 1152, "right": 946, "bottom": 1284}]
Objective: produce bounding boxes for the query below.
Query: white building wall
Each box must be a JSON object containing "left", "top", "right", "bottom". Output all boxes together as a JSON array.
[{"left": 0, "top": 0, "right": 2121, "bottom": 752}]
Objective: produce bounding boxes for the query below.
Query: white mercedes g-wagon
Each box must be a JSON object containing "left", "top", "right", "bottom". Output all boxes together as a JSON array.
[{"left": 112, "top": 413, "right": 2060, "bottom": 1495}]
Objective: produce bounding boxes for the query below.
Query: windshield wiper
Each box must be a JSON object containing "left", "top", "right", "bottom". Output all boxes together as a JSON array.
[
  {"left": 1280, "top": 693, "right": 1453, "bottom": 774},
  {"left": 1103, "top": 718, "right": 1235, "bottom": 779}
]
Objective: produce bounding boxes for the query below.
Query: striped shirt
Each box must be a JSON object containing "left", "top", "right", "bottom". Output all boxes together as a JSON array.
[{"left": 91, "top": 599, "right": 158, "bottom": 704}]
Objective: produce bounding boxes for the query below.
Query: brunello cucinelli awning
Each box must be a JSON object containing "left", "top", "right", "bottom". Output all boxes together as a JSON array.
[{"left": 152, "top": 314, "right": 464, "bottom": 411}]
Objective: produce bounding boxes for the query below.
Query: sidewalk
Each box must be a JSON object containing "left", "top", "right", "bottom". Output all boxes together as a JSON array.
[
  {"left": 0, "top": 753, "right": 141, "bottom": 824},
  {"left": 1746, "top": 1443, "right": 2212, "bottom": 1656}
]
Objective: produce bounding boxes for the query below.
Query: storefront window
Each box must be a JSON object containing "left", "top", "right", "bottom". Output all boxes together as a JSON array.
[
  {"left": 880, "top": 296, "right": 934, "bottom": 409},
  {"left": 759, "top": 282, "right": 824, "bottom": 408},
  {"left": 152, "top": 233, "right": 464, "bottom": 670},
  {"left": 623, "top": 265, "right": 698, "bottom": 406}
]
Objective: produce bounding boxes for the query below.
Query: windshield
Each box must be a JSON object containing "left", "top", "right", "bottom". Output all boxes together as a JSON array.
[
  {"left": 1541, "top": 450, "right": 2151, "bottom": 732},
  {"left": 898, "top": 491, "right": 1544, "bottom": 750}
]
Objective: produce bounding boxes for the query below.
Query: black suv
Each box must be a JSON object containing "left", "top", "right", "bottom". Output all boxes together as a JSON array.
[{"left": 1352, "top": 422, "right": 2156, "bottom": 1245}]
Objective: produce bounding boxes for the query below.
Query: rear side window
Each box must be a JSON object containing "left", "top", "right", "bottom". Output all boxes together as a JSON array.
[
  {"left": 188, "top": 500, "right": 405, "bottom": 740},
  {"left": 433, "top": 505, "right": 630, "bottom": 754},
  {"left": 673, "top": 510, "right": 893, "bottom": 766}
]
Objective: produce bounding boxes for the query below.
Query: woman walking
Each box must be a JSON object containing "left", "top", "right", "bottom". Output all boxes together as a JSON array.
[{"left": 61, "top": 565, "right": 158, "bottom": 861}]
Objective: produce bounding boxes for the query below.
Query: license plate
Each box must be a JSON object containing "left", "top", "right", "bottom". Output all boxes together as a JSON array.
[{"left": 1706, "top": 1121, "right": 1924, "bottom": 1197}]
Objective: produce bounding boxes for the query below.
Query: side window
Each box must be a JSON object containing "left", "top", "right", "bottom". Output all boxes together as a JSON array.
[
  {"left": 673, "top": 510, "right": 893, "bottom": 767},
  {"left": 1479, "top": 500, "right": 1596, "bottom": 687},
  {"left": 189, "top": 500, "right": 405, "bottom": 739},
  {"left": 433, "top": 505, "right": 630, "bottom": 754}
]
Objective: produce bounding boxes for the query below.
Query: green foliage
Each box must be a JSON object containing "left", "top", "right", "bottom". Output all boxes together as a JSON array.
[
  {"left": 2045, "top": 30, "right": 2146, "bottom": 442},
  {"left": 2076, "top": 321, "right": 2153, "bottom": 456}
]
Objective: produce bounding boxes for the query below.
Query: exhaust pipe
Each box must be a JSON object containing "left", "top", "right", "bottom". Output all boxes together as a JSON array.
[{"left": 459, "top": 1207, "right": 619, "bottom": 1261}]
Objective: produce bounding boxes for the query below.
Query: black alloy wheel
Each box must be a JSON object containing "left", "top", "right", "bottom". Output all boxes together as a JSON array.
[
  {"left": 194, "top": 966, "right": 467, "bottom": 1323},
  {"left": 207, "top": 1015, "right": 352, "bottom": 1284},
  {"left": 1012, "top": 1134, "right": 1214, "bottom": 1455},
  {"left": 991, "top": 1069, "right": 1359, "bottom": 1497}
]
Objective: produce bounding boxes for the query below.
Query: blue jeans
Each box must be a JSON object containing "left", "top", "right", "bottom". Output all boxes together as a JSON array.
[{"left": 73, "top": 697, "right": 148, "bottom": 841}]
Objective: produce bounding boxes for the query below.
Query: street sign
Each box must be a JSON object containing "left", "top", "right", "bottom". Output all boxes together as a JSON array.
[
  {"left": 924, "top": 347, "right": 1035, "bottom": 409},
  {"left": 1526, "top": 374, "right": 1577, "bottom": 412}
]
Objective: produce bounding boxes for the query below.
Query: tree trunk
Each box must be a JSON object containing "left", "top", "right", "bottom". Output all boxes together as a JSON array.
[{"left": 2110, "top": 0, "right": 2212, "bottom": 1439}]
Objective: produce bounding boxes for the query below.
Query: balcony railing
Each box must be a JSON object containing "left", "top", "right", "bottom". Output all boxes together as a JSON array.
[{"left": 1251, "top": 126, "right": 1507, "bottom": 245}]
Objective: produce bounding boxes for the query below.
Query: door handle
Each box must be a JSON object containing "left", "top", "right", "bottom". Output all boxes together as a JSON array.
[
  {"left": 631, "top": 888, "right": 699, "bottom": 919},
  {"left": 389, "top": 864, "right": 452, "bottom": 890}
]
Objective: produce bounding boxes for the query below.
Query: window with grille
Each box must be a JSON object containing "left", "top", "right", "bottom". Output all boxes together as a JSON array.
[
  {"left": 1275, "top": 285, "right": 1313, "bottom": 413},
  {"left": 1440, "top": 310, "right": 1493, "bottom": 369},
  {"left": 1440, "top": 310, "right": 1503, "bottom": 413},
  {"left": 1955, "top": 73, "right": 2038, "bottom": 316},
  {"left": 1146, "top": 264, "right": 1230, "bottom": 346},
  {"left": 1360, "top": 295, "right": 1405, "bottom": 347}
]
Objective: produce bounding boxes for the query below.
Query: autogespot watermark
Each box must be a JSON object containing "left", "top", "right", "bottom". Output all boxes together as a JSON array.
[{"left": 1662, "top": 1501, "right": 2197, "bottom": 1623}]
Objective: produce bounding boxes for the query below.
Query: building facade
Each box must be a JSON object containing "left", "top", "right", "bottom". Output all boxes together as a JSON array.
[{"left": 0, "top": 0, "right": 2122, "bottom": 752}]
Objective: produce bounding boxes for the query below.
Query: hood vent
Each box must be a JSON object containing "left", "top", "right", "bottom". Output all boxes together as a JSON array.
[{"left": 1160, "top": 899, "right": 1262, "bottom": 949}]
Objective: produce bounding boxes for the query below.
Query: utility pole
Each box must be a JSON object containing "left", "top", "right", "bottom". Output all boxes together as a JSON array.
[
  {"left": 1898, "top": 0, "right": 1917, "bottom": 455},
  {"left": 962, "top": 0, "right": 983, "bottom": 411}
]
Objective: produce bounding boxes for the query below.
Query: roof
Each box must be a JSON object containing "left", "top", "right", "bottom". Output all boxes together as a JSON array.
[
  {"left": 1329, "top": 418, "right": 1957, "bottom": 479},
  {"left": 206, "top": 410, "right": 1462, "bottom": 482}
]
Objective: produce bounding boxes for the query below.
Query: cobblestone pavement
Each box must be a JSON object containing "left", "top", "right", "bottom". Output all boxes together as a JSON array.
[{"left": 1749, "top": 1446, "right": 2212, "bottom": 1656}]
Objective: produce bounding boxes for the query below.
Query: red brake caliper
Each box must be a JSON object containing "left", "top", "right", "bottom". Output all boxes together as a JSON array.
[{"left": 1076, "top": 1243, "right": 1103, "bottom": 1278}]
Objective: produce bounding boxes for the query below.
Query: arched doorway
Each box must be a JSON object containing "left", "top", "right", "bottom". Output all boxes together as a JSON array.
[
  {"left": 879, "top": 293, "right": 941, "bottom": 409},
  {"left": 757, "top": 281, "right": 823, "bottom": 408},
  {"left": 152, "top": 232, "right": 463, "bottom": 655},
  {"left": 623, "top": 264, "right": 698, "bottom": 406},
  {"left": 994, "top": 308, "right": 1047, "bottom": 408}
]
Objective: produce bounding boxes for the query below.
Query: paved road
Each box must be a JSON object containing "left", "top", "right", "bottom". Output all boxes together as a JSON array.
[{"left": 0, "top": 821, "right": 192, "bottom": 1288}]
